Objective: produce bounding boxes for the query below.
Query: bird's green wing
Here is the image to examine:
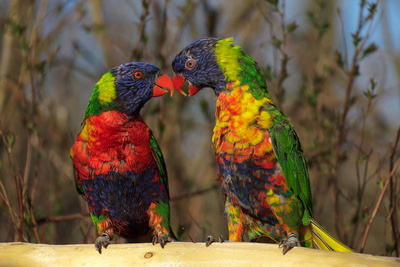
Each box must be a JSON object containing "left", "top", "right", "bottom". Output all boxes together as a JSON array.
[
  {"left": 149, "top": 132, "right": 169, "bottom": 197},
  {"left": 268, "top": 107, "right": 313, "bottom": 223}
]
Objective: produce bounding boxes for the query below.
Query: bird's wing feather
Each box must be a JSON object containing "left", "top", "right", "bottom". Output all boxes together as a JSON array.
[{"left": 269, "top": 109, "right": 313, "bottom": 221}]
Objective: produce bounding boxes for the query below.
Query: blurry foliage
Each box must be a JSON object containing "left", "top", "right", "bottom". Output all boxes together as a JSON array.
[{"left": 0, "top": 0, "right": 399, "bottom": 257}]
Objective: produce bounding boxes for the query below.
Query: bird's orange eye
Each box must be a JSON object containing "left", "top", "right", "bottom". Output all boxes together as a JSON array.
[
  {"left": 185, "top": 59, "right": 195, "bottom": 70},
  {"left": 134, "top": 71, "right": 143, "bottom": 79}
]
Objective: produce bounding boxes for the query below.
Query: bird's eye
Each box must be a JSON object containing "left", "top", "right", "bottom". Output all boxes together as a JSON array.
[
  {"left": 134, "top": 71, "right": 143, "bottom": 79},
  {"left": 185, "top": 59, "right": 196, "bottom": 70}
]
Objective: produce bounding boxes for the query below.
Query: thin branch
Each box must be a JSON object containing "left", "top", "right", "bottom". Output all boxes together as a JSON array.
[
  {"left": 389, "top": 127, "right": 400, "bottom": 256},
  {"left": 36, "top": 213, "right": 90, "bottom": 225},
  {"left": 170, "top": 185, "right": 218, "bottom": 202},
  {"left": 22, "top": 133, "right": 32, "bottom": 187},
  {"left": 0, "top": 179, "right": 18, "bottom": 234},
  {"left": 181, "top": 227, "right": 195, "bottom": 243},
  {"left": 257, "top": 1, "right": 277, "bottom": 85},
  {"left": 336, "top": 8, "right": 348, "bottom": 69},
  {"left": 360, "top": 158, "right": 400, "bottom": 252},
  {"left": 29, "top": 202, "right": 41, "bottom": 243},
  {"left": 0, "top": 130, "right": 23, "bottom": 241},
  {"left": 332, "top": 0, "right": 379, "bottom": 240},
  {"left": 16, "top": 172, "right": 24, "bottom": 241},
  {"left": 275, "top": 0, "right": 287, "bottom": 111},
  {"left": 351, "top": 84, "right": 375, "bottom": 246},
  {"left": 129, "top": 0, "right": 152, "bottom": 62}
]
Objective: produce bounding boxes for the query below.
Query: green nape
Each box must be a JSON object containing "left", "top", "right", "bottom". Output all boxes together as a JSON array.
[
  {"left": 85, "top": 71, "right": 117, "bottom": 119},
  {"left": 215, "top": 38, "right": 270, "bottom": 100}
]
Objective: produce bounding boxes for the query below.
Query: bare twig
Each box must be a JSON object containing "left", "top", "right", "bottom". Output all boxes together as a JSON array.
[
  {"left": 129, "top": 0, "right": 152, "bottom": 62},
  {"left": 360, "top": 158, "right": 400, "bottom": 252},
  {"left": 350, "top": 80, "right": 376, "bottom": 246},
  {"left": 0, "top": 179, "right": 18, "bottom": 234},
  {"left": 389, "top": 127, "right": 400, "bottom": 256},
  {"left": 0, "top": 130, "right": 18, "bottom": 231},
  {"left": 79, "top": 220, "right": 95, "bottom": 244},
  {"left": 261, "top": 0, "right": 289, "bottom": 111},
  {"left": 332, "top": 0, "right": 379, "bottom": 240},
  {"left": 28, "top": 157, "right": 41, "bottom": 243},
  {"left": 181, "top": 227, "right": 195, "bottom": 243},
  {"left": 170, "top": 185, "right": 218, "bottom": 202},
  {"left": 169, "top": 0, "right": 202, "bottom": 50},
  {"left": 29, "top": 202, "right": 41, "bottom": 243},
  {"left": 0, "top": 131, "right": 24, "bottom": 241},
  {"left": 275, "top": 0, "right": 287, "bottom": 111},
  {"left": 336, "top": 8, "right": 348, "bottom": 69},
  {"left": 16, "top": 173, "right": 24, "bottom": 241},
  {"left": 36, "top": 213, "right": 90, "bottom": 225},
  {"left": 186, "top": 209, "right": 207, "bottom": 241}
]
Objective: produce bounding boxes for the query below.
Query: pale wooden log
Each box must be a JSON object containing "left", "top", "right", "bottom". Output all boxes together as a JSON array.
[{"left": 0, "top": 242, "right": 398, "bottom": 266}]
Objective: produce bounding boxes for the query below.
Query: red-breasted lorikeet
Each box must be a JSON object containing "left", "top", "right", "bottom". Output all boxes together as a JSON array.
[
  {"left": 70, "top": 62, "right": 174, "bottom": 253},
  {"left": 172, "top": 37, "right": 353, "bottom": 254}
]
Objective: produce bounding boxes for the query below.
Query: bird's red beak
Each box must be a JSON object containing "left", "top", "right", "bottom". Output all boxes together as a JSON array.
[
  {"left": 153, "top": 74, "right": 174, "bottom": 97},
  {"left": 172, "top": 74, "right": 202, "bottom": 97}
]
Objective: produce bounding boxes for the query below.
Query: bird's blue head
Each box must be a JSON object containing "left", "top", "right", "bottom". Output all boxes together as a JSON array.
[
  {"left": 172, "top": 37, "right": 226, "bottom": 96},
  {"left": 85, "top": 62, "right": 174, "bottom": 119}
]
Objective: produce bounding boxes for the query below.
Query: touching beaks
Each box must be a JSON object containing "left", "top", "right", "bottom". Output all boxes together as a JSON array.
[
  {"left": 172, "top": 75, "right": 187, "bottom": 96},
  {"left": 153, "top": 73, "right": 174, "bottom": 97},
  {"left": 172, "top": 74, "right": 202, "bottom": 97}
]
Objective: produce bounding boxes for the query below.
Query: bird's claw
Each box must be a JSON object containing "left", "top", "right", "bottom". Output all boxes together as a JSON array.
[
  {"left": 206, "top": 235, "right": 225, "bottom": 247},
  {"left": 95, "top": 233, "right": 112, "bottom": 254},
  {"left": 279, "top": 233, "right": 300, "bottom": 255},
  {"left": 152, "top": 234, "right": 173, "bottom": 248}
]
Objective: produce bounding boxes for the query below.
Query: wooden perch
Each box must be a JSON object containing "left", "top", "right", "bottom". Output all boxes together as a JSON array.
[{"left": 0, "top": 242, "right": 398, "bottom": 266}]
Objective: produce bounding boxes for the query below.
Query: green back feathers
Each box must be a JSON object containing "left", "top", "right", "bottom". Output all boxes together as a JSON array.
[
  {"left": 215, "top": 38, "right": 270, "bottom": 100},
  {"left": 268, "top": 106, "right": 313, "bottom": 220},
  {"left": 85, "top": 71, "right": 117, "bottom": 120}
]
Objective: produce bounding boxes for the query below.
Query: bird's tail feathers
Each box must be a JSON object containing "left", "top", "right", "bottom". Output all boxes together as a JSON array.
[{"left": 310, "top": 218, "right": 354, "bottom": 253}]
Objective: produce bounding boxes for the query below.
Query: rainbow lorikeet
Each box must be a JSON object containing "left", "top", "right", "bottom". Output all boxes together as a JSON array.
[
  {"left": 172, "top": 37, "right": 354, "bottom": 254},
  {"left": 70, "top": 62, "right": 175, "bottom": 253}
]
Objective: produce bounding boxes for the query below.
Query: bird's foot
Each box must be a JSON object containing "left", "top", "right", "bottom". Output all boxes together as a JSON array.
[
  {"left": 95, "top": 233, "right": 113, "bottom": 254},
  {"left": 152, "top": 234, "right": 173, "bottom": 248},
  {"left": 205, "top": 235, "right": 225, "bottom": 247},
  {"left": 279, "top": 233, "right": 300, "bottom": 255}
]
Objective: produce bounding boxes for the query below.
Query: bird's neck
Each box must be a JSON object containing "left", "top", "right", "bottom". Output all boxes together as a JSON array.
[
  {"left": 87, "top": 110, "right": 142, "bottom": 128},
  {"left": 212, "top": 81, "right": 227, "bottom": 96}
]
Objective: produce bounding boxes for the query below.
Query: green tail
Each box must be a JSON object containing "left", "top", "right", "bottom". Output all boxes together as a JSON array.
[{"left": 310, "top": 218, "right": 354, "bottom": 253}]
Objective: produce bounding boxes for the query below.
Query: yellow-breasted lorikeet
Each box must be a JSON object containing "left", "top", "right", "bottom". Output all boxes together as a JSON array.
[
  {"left": 70, "top": 62, "right": 175, "bottom": 253},
  {"left": 172, "top": 37, "right": 353, "bottom": 254}
]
